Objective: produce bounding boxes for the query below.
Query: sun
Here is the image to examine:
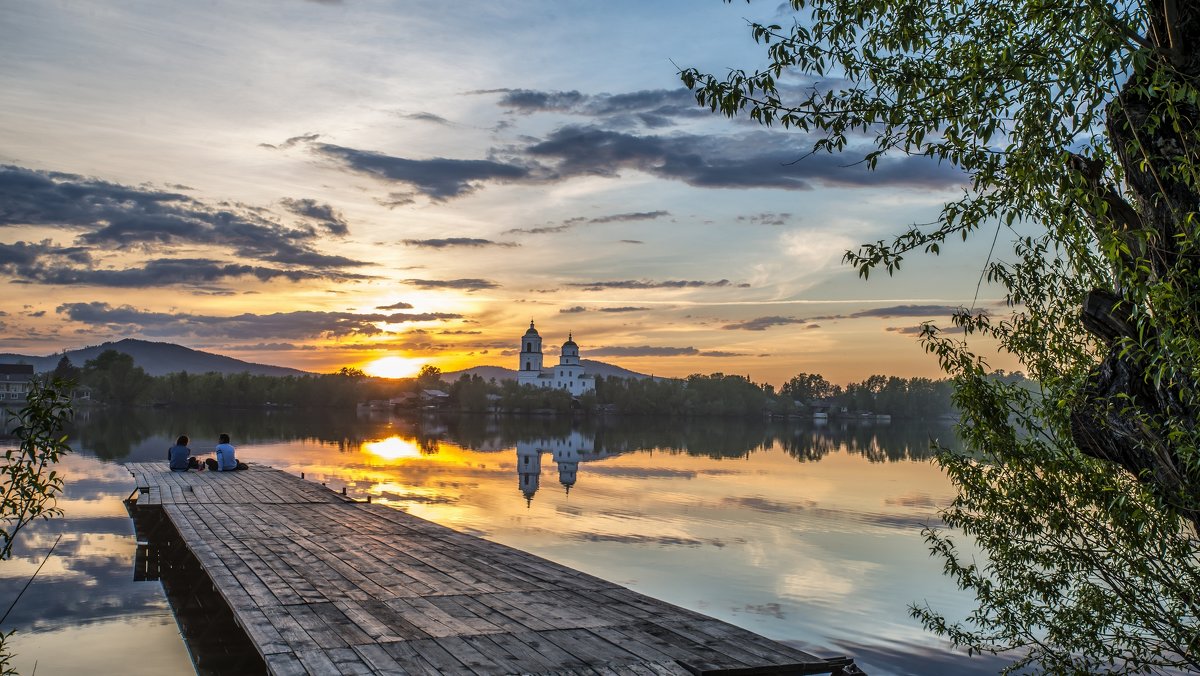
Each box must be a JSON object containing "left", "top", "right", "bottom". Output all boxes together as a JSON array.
[{"left": 363, "top": 356, "right": 424, "bottom": 379}]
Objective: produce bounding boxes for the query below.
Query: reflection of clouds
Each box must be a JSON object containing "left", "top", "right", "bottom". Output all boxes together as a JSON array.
[
  {"left": 723, "top": 495, "right": 817, "bottom": 514},
  {"left": 884, "top": 492, "right": 941, "bottom": 508},
  {"left": 583, "top": 466, "right": 738, "bottom": 478},
  {"left": 568, "top": 533, "right": 737, "bottom": 548},
  {"left": 779, "top": 559, "right": 881, "bottom": 605}
]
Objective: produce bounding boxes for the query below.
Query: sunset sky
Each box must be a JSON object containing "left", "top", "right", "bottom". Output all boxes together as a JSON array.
[{"left": 0, "top": 0, "right": 1017, "bottom": 384}]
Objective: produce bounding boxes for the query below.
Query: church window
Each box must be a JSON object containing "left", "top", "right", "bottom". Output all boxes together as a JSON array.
[
  {"left": 525, "top": 361, "right": 530, "bottom": 370},
  {"left": 526, "top": 342, "right": 531, "bottom": 352}
]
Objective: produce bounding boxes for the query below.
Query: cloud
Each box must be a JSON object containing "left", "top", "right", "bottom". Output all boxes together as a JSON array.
[
  {"left": 258, "top": 132, "right": 320, "bottom": 150},
  {"left": 54, "top": 302, "right": 462, "bottom": 339},
  {"left": 722, "top": 316, "right": 809, "bottom": 331},
  {"left": 600, "top": 306, "right": 651, "bottom": 313},
  {"left": 402, "top": 278, "right": 499, "bottom": 291},
  {"left": 401, "top": 112, "right": 451, "bottom": 125},
  {"left": 17, "top": 258, "right": 370, "bottom": 288},
  {"left": 723, "top": 305, "right": 965, "bottom": 331},
  {"left": 220, "top": 342, "right": 317, "bottom": 351},
  {"left": 886, "top": 324, "right": 966, "bottom": 335},
  {"left": 313, "top": 143, "right": 534, "bottom": 200},
  {"left": 0, "top": 165, "right": 369, "bottom": 277},
  {"left": 401, "top": 238, "right": 517, "bottom": 248},
  {"left": 502, "top": 210, "right": 669, "bottom": 236},
  {"left": 587, "top": 345, "right": 700, "bottom": 357},
  {"left": 737, "top": 212, "right": 792, "bottom": 226},
  {"left": 568, "top": 279, "right": 735, "bottom": 291},
  {"left": 495, "top": 88, "right": 704, "bottom": 128},
  {"left": 850, "top": 304, "right": 963, "bottom": 318},
  {"left": 279, "top": 198, "right": 349, "bottom": 236},
  {"left": 559, "top": 306, "right": 587, "bottom": 314},
  {"left": 376, "top": 301, "right": 414, "bottom": 310},
  {"left": 525, "top": 125, "right": 962, "bottom": 191},
  {"left": 620, "top": 239, "right": 643, "bottom": 244}
]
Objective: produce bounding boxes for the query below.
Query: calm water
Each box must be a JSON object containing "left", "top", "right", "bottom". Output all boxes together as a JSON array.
[{"left": 0, "top": 408, "right": 1012, "bottom": 675}]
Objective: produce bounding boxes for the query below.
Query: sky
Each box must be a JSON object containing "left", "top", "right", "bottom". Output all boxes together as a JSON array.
[{"left": 0, "top": 0, "right": 1018, "bottom": 385}]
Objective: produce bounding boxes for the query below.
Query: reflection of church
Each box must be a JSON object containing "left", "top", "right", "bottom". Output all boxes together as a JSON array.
[
  {"left": 516, "top": 321, "right": 596, "bottom": 395},
  {"left": 516, "top": 432, "right": 619, "bottom": 505}
]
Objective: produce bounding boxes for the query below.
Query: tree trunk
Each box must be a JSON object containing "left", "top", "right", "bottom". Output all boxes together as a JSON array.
[{"left": 1070, "top": 1, "right": 1200, "bottom": 530}]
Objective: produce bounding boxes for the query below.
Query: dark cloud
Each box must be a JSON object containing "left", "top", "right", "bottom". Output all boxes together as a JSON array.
[
  {"left": 402, "top": 238, "right": 517, "bottom": 249},
  {"left": 559, "top": 306, "right": 587, "bottom": 314},
  {"left": 589, "top": 210, "right": 669, "bottom": 224},
  {"left": 587, "top": 345, "right": 700, "bottom": 357},
  {"left": 886, "top": 324, "right": 966, "bottom": 335},
  {"left": 313, "top": 143, "right": 533, "bottom": 200},
  {"left": 0, "top": 165, "right": 369, "bottom": 280},
  {"left": 737, "top": 212, "right": 792, "bottom": 226},
  {"left": 376, "top": 301, "right": 414, "bottom": 310},
  {"left": 620, "top": 239, "right": 644, "bottom": 244},
  {"left": 568, "top": 279, "right": 733, "bottom": 291},
  {"left": 438, "top": 329, "right": 481, "bottom": 335},
  {"left": 850, "top": 304, "right": 963, "bottom": 318},
  {"left": 54, "top": 302, "right": 461, "bottom": 339},
  {"left": 402, "top": 112, "right": 451, "bottom": 125},
  {"left": 599, "top": 306, "right": 651, "bottom": 313},
  {"left": 699, "top": 350, "right": 743, "bottom": 357},
  {"left": 526, "top": 125, "right": 962, "bottom": 191},
  {"left": 279, "top": 198, "right": 349, "bottom": 236},
  {"left": 495, "top": 88, "right": 704, "bottom": 128},
  {"left": 725, "top": 305, "right": 965, "bottom": 331},
  {"left": 722, "top": 316, "right": 809, "bottom": 331},
  {"left": 402, "top": 278, "right": 499, "bottom": 291},
  {"left": 15, "top": 258, "right": 367, "bottom": 288}
]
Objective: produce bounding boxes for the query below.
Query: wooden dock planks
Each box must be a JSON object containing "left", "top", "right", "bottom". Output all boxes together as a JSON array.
[{"left": 125, "top": 462, "right": 851, "bottom": 676}]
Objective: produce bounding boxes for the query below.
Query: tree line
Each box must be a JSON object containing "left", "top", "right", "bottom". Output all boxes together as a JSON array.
[{"left": 55, "top": 349, "right": 984, "bottom": 419}]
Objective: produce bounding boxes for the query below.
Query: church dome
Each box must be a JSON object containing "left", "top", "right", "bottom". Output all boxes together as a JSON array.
[
  {"left": 524, "top": 320, "right": 539, "bottom": 336},
  {"left": 562, "top": 332, "right": 577, "bottom": 348}
]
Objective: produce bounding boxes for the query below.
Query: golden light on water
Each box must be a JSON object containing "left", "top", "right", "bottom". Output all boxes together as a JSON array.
[
  {"left": 362, "top": 356, "right": 424, "bottom": 379},
  {"left": 361, "top": 436, "right": 423, "bottom": 461}
]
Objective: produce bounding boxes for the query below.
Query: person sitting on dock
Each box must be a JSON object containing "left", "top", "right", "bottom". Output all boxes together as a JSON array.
[
  {"left": 167, "top": 435, "right": 201, "bottom": 471},
  {"left": 206, "top": 433, "right": 247, "bottom": 471}
]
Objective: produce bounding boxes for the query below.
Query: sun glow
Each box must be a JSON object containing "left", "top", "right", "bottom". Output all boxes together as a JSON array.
[
  {"left": 363, "top": 356, "right": 423, "bottom": 379},
  {"left": 361, "top": 437, "right": 423, "bottom": 461}
]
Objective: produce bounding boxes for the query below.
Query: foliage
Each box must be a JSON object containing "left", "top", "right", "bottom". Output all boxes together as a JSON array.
[
  {"left": 682, "top": 0, "right": 1200, "bottom": 671},
  {"left": 81, "top": 350, "right": 151, "bottom": 406},
  {"left": 0, "top": 379, "right": 73, "bottom": 675},
  {"left": 1, "top": 379, "right": 73, "bottom": 559}
]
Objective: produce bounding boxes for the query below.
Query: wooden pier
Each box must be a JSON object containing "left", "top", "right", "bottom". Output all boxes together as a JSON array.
[{"left": 125, "top": 462, "right": 862, "bottom": 675}]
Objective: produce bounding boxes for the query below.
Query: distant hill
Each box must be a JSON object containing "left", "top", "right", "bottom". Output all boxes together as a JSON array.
[
  {"left": 0, "top": 339, "right": 310, "bottom": 377},
  {"left": 444, "top": 359, "right": 654, "bottom": 383}
]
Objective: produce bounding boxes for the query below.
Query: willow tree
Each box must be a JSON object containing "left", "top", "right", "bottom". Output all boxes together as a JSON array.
[{"left": 682, "top": 1, "right": 1199, "bottom": 672}]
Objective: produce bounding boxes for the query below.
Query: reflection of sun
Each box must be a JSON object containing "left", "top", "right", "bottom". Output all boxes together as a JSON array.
[
  {"left": 362, "top": 436, "right": 423, "bottom": 461},
  {"left": 363, "top": 356, "right": 423, "bottom": 379}
]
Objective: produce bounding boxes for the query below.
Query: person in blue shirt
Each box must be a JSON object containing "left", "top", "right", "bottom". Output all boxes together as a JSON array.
[
  {"left": 213, "top": 433, "right": 244, "bottom": 471},
  {"left": 167, "top": 435, "right": 200, "bottom": 471}
]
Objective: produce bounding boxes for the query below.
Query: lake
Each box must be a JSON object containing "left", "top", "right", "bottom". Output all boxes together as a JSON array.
[{"left": 0, "top": 407, "right": 1012, "bottom": 675}]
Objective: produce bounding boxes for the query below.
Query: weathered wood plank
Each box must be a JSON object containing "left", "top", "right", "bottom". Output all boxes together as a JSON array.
[{"left": 125, "top": 463, "right": 843, "bottom": 676}]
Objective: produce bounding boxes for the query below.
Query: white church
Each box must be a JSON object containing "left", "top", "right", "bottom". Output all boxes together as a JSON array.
[{"left": 516, "top": 321, "right": 596, "bottom": 395}]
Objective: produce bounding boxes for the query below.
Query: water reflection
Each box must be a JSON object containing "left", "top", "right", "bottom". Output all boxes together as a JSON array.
[{"left": 1, "top": 408, "right": 999, "bottom": 676}]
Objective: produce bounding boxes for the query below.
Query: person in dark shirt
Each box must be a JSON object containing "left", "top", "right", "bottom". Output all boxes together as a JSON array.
[{"left": 167, "top": 435, "right": 201, "bottom": 471}]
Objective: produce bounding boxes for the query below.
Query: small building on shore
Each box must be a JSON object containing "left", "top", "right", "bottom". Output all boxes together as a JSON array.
[{"left": 0, "top": 364, "right": 34, "bottom": 406}]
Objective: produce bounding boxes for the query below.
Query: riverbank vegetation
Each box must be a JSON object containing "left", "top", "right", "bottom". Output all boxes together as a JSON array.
[{"left": 62, "top": 349, "right": 975, "bottom": 419}]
